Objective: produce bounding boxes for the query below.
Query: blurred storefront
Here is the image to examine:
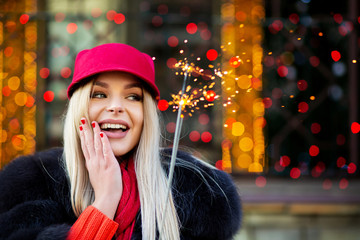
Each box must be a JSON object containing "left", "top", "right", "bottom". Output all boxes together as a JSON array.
[{"left": 0, "top": 0, "right": 359, "bottom": 239}]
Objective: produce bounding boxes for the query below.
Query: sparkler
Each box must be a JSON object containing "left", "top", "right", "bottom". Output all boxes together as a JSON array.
[
  {"left": 159, "top": 63, "right": 190, "bottom": 240},
  {"left": 160, "top": 58, "right": 220, "bottom": 239}
]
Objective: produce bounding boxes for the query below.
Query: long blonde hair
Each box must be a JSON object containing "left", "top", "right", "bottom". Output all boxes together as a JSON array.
[{"left": 63, "top": 80, "right": 180, "bottom": 239}]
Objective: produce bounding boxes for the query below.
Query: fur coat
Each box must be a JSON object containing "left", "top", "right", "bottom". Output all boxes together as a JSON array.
[{"left": 0, "top": 148, "right": 241, "bottom": 240}]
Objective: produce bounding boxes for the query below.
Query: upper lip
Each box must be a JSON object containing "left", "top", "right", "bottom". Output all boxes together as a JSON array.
[{"left": 98, "top": 119, "right": 130, "bottom": 129}]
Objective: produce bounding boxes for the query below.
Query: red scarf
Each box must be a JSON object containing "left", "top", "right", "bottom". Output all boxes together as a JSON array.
[{"left": 115, "top": 158, "right": 140, "bottom": 240}]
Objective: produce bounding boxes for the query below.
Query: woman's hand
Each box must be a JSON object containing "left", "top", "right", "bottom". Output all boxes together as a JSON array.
[{"left": 79, "top": 118, "right": 123, "bottom": 220}]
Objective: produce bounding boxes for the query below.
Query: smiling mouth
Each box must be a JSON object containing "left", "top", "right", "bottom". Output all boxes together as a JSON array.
[{"left": 100, "top": 123, "right": 128, "bottom": 132}]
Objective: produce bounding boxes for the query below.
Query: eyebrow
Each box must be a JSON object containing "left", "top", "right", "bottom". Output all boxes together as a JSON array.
[{"left": 94, "top": 81, "right": 143, "bottom": 90}]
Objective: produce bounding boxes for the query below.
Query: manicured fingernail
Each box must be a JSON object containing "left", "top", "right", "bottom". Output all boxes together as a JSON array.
[
  {"left": 81, "top": 119, "right": 85, "bottom": 124},
  {"left": 100, "top": 132, "right": 104, "bottom": 138},
  {"left": 92, "top": 122, "right": 96, "bottom": 128},
  {"left": 79, "top": 126, "right": 83, "bottom": 131}
]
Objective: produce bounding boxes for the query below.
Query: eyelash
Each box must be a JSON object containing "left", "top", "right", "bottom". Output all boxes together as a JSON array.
[
  {"left": 91, "top": 92, "right": 106, "bottom": 98},
  {"left": 90, "top": 92, "right": 142, "bottom": 101}
]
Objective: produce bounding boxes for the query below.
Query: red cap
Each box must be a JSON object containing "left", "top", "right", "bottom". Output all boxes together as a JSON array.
[{"left": 67, "top": 43, "right": 159, "bottom": 99}]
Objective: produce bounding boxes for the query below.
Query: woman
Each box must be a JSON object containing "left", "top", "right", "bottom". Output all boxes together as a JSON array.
[{"left": 0, "top": 43, "right": 241, "bottom": 240}]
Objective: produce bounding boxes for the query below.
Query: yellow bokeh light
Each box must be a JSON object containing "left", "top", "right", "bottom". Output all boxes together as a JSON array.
[
  {"left": 237, "top": 153, "right": 252, "bottom": 168},
  {"left": 248, "top": 162, "right": 263, "bottom": 172},
  {"left": 253, "top": 99, "right": 265, "bottom": 116},
  {"left": 8, "top": 76, "right": 20, "bottom": 90},
  {"left": 237, "top": 75, "right": 252, "bottom": 89},
  {"left": 11, "top": 134, "right": 27, "bottom": 151},
  {"left": 239, "top": 137, "right": 254, "bottom": 152},
  {"left": 0, "top": 130, "right": 7, "bottom": 143},
  {"left": 15, "top": 92, "right": 28, "bottom": 106},
  {"left": 232, "top": 122, "right": 245, "bottom": 136}
]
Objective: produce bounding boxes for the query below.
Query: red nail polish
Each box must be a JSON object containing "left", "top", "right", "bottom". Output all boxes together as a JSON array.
[
  {"left": 79, "top": 126, "right": 83, "bottom": 131},
  {"left": 81, "top": 119, "right": 85, "bottom": 124},
  {"left": 100, "top": 133, "right": 104, "bottom": 138},
  {"left": 92, "top": 122, "right": 96, "bottom": 128}
]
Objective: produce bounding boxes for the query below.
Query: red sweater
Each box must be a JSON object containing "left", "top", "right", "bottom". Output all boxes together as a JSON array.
[{"left": 67, "top": 206, "right": 118, "bottom": 240}]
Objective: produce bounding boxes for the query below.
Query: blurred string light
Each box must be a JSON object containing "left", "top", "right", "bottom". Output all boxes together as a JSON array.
[
  {"left": 220, "top": 0, "right": 265, "bottom": 173},
  {"left": 0, "top": 0, "right": 37, "bottom": 168}
]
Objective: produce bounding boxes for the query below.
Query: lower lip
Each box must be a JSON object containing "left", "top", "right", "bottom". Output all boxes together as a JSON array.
[{"left": 102, "top": 129, "right": 128, "bottom": 138}]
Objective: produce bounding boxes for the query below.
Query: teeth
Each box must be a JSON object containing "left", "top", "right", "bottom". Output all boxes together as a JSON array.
[{"left": 100, "top": 123, "right": 127, "bottom": 130}]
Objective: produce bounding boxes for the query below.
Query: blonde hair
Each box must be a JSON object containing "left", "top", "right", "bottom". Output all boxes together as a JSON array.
[{"left": 63, "top": 80, "right": 180, "bottom": 239}]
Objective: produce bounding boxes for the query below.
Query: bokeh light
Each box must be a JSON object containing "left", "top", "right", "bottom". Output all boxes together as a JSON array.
[{"left": 66, "top": 23, "right": 78, "bottom": 34}]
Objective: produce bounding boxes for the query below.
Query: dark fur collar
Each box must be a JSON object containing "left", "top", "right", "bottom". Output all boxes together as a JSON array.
[{"left": 0, "top": 148, "right": 241, "bottom": 240}]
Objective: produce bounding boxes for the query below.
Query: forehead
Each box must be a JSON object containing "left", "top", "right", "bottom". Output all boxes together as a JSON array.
[{"left": 93, "top": 72, "right": 143, "bottom": 88}]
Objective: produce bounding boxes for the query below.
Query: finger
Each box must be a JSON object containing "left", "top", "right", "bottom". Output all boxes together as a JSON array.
[
  {"left": 81, "top": 117, "right": 95, "bottom": 157},
  {"left": 99, "top": 132, "right": 118, "bottom": 167},
  {"left": 79, "top": 124, "right": 90, "bottom": 160},
  {"left": 92, "top": 121, "right": 103, "bottom": 160}
]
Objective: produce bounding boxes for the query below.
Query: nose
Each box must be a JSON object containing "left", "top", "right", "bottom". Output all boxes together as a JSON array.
[{"left": 106, "top": 99, "right": 124, "bottom": 113}]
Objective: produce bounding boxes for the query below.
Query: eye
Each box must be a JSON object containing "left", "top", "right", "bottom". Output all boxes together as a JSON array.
[
  {"left": 127, "top": 94, "right": 142, "bottom": 101},
  {"left": 91, "top": 92, "right": 106, "bottom": 99}
]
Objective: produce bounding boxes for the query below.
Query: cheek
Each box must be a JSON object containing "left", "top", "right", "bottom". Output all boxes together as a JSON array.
[{"left": 88, "top": 103, "right": 101, "bottom": 121}]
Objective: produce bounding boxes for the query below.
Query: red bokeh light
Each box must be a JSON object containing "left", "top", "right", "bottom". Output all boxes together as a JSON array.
[
  {"left": 221, "top": 139, "right": 232, "bottom": 149},
  {"left": 114, "top": 13, "right": 125, "bottom": 24},
  {"left": 198, "top": 113, "right": 210, "bottom": 125},
  {"left": 157, "top": 99, "right": 169, "bottom": 111},
  {"left": 166, "top": 58, "right": 177, "bottom": 69},
  {"left": 277, "top": 66, "right": 288, "bottom": 77},
  {"left": 274, "top": 161, "right": 285, "bottom": 172},
  {"left": 204, "top": 90, "right": 216, "bottom": 102},
  {"left": 66, "top": 23, "right": 78, "bottom": 34},
  {"left": 189, "top": 131, "right": 200, "bottom": 142},
  {"left": 348, "top": 163, "right": 357, "bottom": 174},
  {"left": 333, "top": 13, "right": 343, "bottom": 24},
  {"left": 331, "top": 50, "right": 341, "bottom": 62},
  {"left": 25, "top": 95, "right": 35, "bottom": 107},
  {"left": 309, "top": 145, "right": 320, "bottom": 157},
  {"left": 255, "top": 176, "right": 267, "bottom": 188},
  {"left": 311, "top": 123, "right": 321, "bottom": 134},
  {"left": 2, "top": 86, "right": 11, "bottom": 96},
  {"left": 40, "top": 68, "right": 50, "bottom": 79},
  {"left": 4, "top": 46, "right": 13, "bottom": 57},
  {"left": 339, "top": 178, "right": 349, "bottom": 189},
  {"left": 215, "top": 160, "right": 224, "bottom": 170},
  {"left": 323, "top": 179, "right": 332, "bottom": 190},
  {"left": 200, "top": 29, "right": 212, "bottom": 40},
  {"left": 229, "top": 57, "right": 241, "bottom": 68},
  {"left": 201, "top": 131, "right": 212, "bottom": 143},
  {"left": 9, "top": 118, "right": 20, "bottom": 131},
  {"left": 351, "top": 122, "right": 360, "bottom": 133},
  {"left": 298, "top": 102, "right": 309, "bottom": 113},
  {"left": 336, "top": 134, "right": 346, "bottom": 145},
  {"left": 157, "top": 4, "right": 168, "bottom": 15},
  {"left": 262, "top": 97, "right": 272, "bottom": 109},
  {"left": 337, "top": 157, "right": 346, "bottom": 168},
  {"left": 152, "top": 16, "right": 163, "bottom": 27},
  {"left": 166, "top": 122, "right": 176, "bottom": 133},
  {"left": 290, "top": 168, "right": 301, "bottom": 179},
  {"left": 289, "top": 13, "right": 299, "bottom": 24},
  {"left": 60, "top": 67, "right": 72, "bottom": 78},
  {"left": 309, "top": 56, "right": 320, "bottom": 67},
  {"left": 167, "top": 36, "right": 179, "bottom": 47},
  {"left": 280, "top": 155, "right": 290, "bottom": 167},
  {"left": 235, "top": 11, "right": 247, "bottom": 22},
  {"left": 186, "top": 23, "right": 198, "bottom": 34},
  {"left": 55, "top": 12, "right": 66, "bottom": 22},
  {"left": 19, "top": 14, "right": 30, "bottom": 24},
  {"left": 43, "top": 91, "right": 55, "bottom": 102},
  {"left": 106, "top": 10, "right": 117, "bottom": 21},
  {"left": 251, "top": 77, "right": 262, "bottom": 90},
  {"left": 206, "top": 49, "right": 218, "bottom": 61},
  {"left": 297, "top": 80, "right": 308, "bottom": 91},
  {"left": 225, "top": 117, "right": 236, "bottom": 129}
]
